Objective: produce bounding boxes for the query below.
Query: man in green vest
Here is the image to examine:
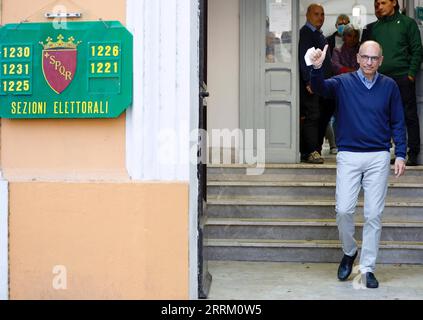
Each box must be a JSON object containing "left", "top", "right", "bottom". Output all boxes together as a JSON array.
[{"left": 370, "top": 0, "right": 423, "bottom": 166}]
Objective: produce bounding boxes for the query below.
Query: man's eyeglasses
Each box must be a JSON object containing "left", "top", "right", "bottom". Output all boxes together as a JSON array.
[{"left": 358, "top": 54, "right": 381, "bottom": 63}]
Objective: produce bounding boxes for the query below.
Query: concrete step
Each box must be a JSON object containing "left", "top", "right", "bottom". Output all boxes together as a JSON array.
[
  {"left": 207, "top": 181, "right": 423, "bottom": 199},
  {"left": 208, "top": 170, "right": 423, "bottom": 186},
  {"left": 204, "top": 239, "right": 423, "bottom": 264},
  {"left": 208, "top": 164, "right": 335, "bottom": 173},
  {"left": 208, "top": 164, "right": 423, "bottom": 179},
  {"left": 207, "top": 196, "right": 423, "bottom": 221},
  {"left": 207, "top": 202, "right": 423, "bottom": 222},
  {"left": 206, "top": 164, "right": 423, "bottom": 264},
  {"left": 205, "top": 218, "right": 423, "bottom": 242},
  {"left": 208, "top": 174, "right": 422, "bottom": 184}
]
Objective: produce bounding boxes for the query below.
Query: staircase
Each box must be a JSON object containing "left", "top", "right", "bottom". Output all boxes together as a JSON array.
[{"left": 205, "top": 163, "right": 423, "bottom": 264}]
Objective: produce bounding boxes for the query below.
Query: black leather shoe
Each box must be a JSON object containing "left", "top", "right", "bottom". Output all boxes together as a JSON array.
[
  {"left": 363, "top": 272, "right": 379, "bottom": 289},
  {"left": 337, "top": 251, "right": 358, "bottom": 281},
  {"left": 406, "top": 154, "right": 418, "bottom": 166}
]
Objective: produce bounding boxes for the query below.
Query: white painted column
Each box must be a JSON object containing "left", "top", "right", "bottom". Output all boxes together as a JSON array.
[
  {"left": 126, "top": 0, "right": 198, "bottom": 182},
  {"left": 0, "top": 176, "right": 8, "bottom": 300},
  {"left": 126, "top": 0, "right": 200, "bottom": 299}
]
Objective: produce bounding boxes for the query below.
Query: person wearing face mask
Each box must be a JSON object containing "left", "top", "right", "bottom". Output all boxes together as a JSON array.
[
  {"left": 331, "top": 25, "right": 360, "bottom": 75},
  {"left": 326, "top": 14, "right": 350, "bottom": 56}
]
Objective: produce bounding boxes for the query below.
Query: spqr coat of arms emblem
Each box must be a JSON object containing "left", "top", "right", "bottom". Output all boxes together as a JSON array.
[{"left": 39, "top": 34, "right": 81, "bottom": 94}]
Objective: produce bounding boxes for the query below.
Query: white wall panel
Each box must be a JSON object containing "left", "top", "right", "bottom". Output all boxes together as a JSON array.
[{"left": 126, "top": 0, "right": 198, "bottom": 181}]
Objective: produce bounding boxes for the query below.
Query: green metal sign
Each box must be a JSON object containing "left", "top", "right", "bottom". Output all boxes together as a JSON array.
[{"left": 0, "top": 21, "right": 133, "bottom": 119}]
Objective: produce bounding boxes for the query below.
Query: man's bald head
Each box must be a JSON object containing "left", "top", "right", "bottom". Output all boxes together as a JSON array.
[
  {"left": 306, "top": 4, "right": 325, "bottom": 30},
  {"left": 307, "top": 3, "right": 324, "bottom": 15},
  {"left": 359, "top": 41, "right": 383, "bottom": 57}
]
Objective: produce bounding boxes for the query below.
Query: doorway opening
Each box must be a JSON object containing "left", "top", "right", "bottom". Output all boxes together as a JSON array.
[{"left": 202, "top": 0, "right": 423, "bottom": 299}]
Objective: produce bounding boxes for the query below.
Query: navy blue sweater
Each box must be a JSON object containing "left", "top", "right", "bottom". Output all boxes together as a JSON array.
[{"left": 311, "top": 69, "right": 406, "bottom": 158}]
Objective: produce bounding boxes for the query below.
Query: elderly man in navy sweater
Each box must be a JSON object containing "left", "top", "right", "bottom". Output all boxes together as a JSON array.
[{"left": 309, "top": 41, "right": 407, "bottom": 289}]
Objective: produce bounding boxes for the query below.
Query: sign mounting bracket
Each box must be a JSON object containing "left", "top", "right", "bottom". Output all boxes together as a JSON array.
[{"left": 44, "top": 12, "right": 82, "bottom": 19}]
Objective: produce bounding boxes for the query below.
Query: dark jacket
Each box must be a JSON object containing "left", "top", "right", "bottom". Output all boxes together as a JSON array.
[
  {"left": 361, "top": 21, "right": 376, "bottom": 43},
  {"left": 326, "top": 31, "right": 338, "bottom": 56},
  {"left": 299, "top": 24, "right": 332, "bottom": 87},
  {"left": 371, "top": 11, "right": 423, "bottom": 78}
]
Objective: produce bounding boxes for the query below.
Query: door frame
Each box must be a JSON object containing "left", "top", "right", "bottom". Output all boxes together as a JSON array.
[{"left": 198, "top": 0, "right": 212, "bottom": 299}]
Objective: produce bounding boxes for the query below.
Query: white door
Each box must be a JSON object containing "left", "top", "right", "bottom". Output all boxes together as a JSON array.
[{"left": 240, "top": 0, "right": 299, "bottom": 163}]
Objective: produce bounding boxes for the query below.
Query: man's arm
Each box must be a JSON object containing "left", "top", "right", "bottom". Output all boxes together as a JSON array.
[
  {"left": 389, "top": 82, "right": 407, "bottom": 177},
  {"left": 308, "top": 45, "right": 337, "bottom": 98},
  {"left": 310, "top": 69, "right": 337, "bottom": 98},
  {"left": 407, "top": 19, "right": 423, "bottom": 79},
  {"left": 390, "top": 84, "right": 407, "bottom": 159}
]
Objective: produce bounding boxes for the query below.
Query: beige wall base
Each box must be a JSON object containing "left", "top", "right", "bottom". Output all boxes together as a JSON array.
[{"left": 9, "top": 182, "right": 189, "bottom": 300}]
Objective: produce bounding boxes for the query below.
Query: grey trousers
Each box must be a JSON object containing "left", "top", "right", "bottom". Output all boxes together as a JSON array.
[{"left": 336, "top": 151, "right": 391, "bottom": 274}]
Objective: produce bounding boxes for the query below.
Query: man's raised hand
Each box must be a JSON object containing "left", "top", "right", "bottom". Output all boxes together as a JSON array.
[{"left": 311, "top": 44, "right": 329, "bottom": 69}]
